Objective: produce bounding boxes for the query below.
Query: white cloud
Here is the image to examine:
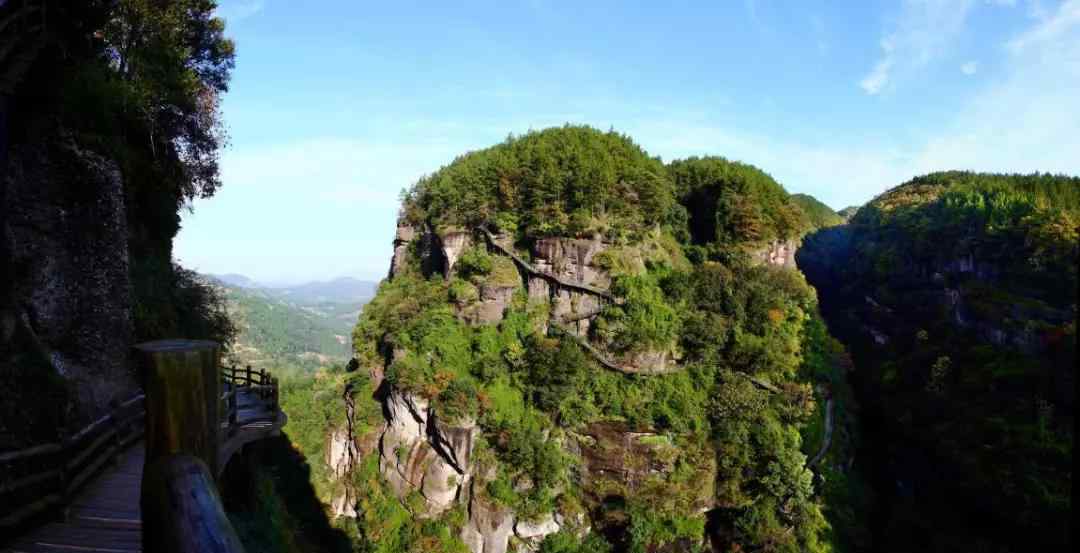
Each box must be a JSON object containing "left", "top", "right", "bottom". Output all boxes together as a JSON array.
[
  {"left": 911, "top": 0, "right": 1080, "bottom": 176},
  {"left": 1007, "top": 0, "right": 1080, "bottom": 52},
  {"left": 860, "top": 58, "right": 894, "bottom": 94},
  {"left": 858, "top": 0, "right": 976, "bottom": 94},
  {"left": 216, "top": 0, "right": 265, "bottom": 22},
  {"left": 960, "top": 60, "right": 978, "bottom": 74},
  {"left": 634, "top": 2, "right": 1080, "bottom": 207}
]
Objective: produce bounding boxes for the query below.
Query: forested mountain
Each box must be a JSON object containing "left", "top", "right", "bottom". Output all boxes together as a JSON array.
[
  {"left": 207, "top": 275, "right": 375, "bottom": 373},
  {"left": 282, "top": 126, "right": 867, "bottom": 553},
  {"left": 790, "top": 194, "right": 844, "bottom": 229},
  {"left": 798, "top": 171, "right": 1076, "bottom": 552}
]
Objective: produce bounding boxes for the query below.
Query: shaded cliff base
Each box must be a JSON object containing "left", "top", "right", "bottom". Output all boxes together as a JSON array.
[{"left": 222, "top": 434, "right": 354, "bottom": 553}]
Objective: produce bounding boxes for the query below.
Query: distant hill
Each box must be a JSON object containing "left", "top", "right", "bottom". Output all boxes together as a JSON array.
[
  {"left": 209, "top": 273, "right": 261, "bottom": 288},
  {"left": 268, "top": 277, "right": 377, "bottom": 304},
  {"left": 789, "top": 193, "right": 843, "bottom": 229},
  {"left": 206, "top": 274, "right": 378, "bottom": 373},
  {"left": 837, "top": 206, "right": 859, "bottom": 221}
]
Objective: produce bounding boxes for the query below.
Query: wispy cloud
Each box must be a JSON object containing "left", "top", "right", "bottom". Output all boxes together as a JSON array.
[
  {"left": 960, "top": 60, "right": 978, "bottom": 74},
  {"left": 1006, "top": 0, "right": 1080, "bottom": 51},
  {"left": 216, "top": 0, "right": 266, "bottom": 23},
  {"left": 911, "top": 0, "right": 1080, "bottom": 176},
  {"left": 859, "top": 0, "right": 976, "bottom": 95}
]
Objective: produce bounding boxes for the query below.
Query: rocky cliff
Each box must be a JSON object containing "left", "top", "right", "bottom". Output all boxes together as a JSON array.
[
  {"left": 0, "top": 127, "right": 136, "bottom": 447},
  {"left": 336, "top": 128, "right": 837, "bottom": 553}
]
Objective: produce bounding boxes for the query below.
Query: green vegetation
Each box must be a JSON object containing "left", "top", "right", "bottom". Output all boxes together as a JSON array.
[
  {"left": 853, "top": 171, "right": 1079, "bottom": 300},
  {"left": 668, "top": 156, "right": 808, "bottom": 249},
  {"left": 219, "top": 282, "right": 353, "bottom": 372},
  {"left": 402, "top": 126, "right": 681, "bottom": 241},
  {"left": 790, "top": 194, "right": 844, "bottom": 230},
  {"left": 803, "top": 171, "right": 1076, "bottom": 552},
  {"left": 346, "top": 127, "right": 850, "bottom": 552}
]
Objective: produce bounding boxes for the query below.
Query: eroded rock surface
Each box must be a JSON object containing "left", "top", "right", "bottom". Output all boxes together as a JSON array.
[{"left": 3, "top": 131, "right": 135, "bottom": 422}]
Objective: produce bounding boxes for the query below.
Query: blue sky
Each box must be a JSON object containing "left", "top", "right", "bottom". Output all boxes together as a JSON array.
[{"left": 175, "top": 0, "right": 1080, "bottom": 284}]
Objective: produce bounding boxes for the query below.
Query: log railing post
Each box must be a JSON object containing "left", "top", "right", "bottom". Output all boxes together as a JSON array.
[
  {"left": 227, "top": 387, "right": 238, "bottom": 436},
  {"left": 270, "top": 378, "right": 278, "bottom": 412},
  {"left": 245, "top": 365, "right": 252, "bottom": 387},
  {"left": 134, "top": 340, "right": 222, "bottom": 477},
  {"left": 142, "top": 454, "right": 247, "bottom": 553},
  {"left": 56, "top": 436, "right": 71, "bottom": 521}
]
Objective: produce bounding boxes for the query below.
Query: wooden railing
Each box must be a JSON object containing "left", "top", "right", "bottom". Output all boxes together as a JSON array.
[
  {"left": 0, "top": 392, "right": 145, "bottom": 529},
  {"left": 0, "top": 362, "right": 282, "bottom": 534},
  {"left": 220, "top": 364, "right": 279, "bottom": 436},
  {"left": 1, "top": 338, "right": 284, "bottom": 553}
]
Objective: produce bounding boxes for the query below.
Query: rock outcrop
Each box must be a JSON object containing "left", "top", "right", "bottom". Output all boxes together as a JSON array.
[
  {"left": 2, "top": 130, "right": 136, "bottom": 426},
  {"left": 753, "top": 238, "right": 798, "bottom": 268}
]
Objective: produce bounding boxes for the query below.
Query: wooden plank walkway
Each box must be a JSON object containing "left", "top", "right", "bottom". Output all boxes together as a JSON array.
[
  {"left": 4, "top": 443, "right": 144, "bottom": 552},
  {"left": 2, "top": 388, "right": 284, "bottom": 553}
]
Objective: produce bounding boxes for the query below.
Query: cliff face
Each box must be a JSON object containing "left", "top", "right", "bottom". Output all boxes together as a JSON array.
[
  {"left": 340, "top": 129, "right": 837, "bottom": 553},
  {"left": 0, "top": 127, "right": 137, "bottom": 447},
  {"left": 363, "top": 220, "right": 628, "bottom": 552},
  {"left": 796, "top": 172, "right": 1076, "bottom": 552}
]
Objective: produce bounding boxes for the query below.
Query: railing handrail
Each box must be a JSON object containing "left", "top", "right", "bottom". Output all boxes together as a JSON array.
[
  {"left": 1, "top": 361, "right": 281, "bottom": 538},
  {"left": 0, "top": 391, "right": 145, "bottom": 528}
]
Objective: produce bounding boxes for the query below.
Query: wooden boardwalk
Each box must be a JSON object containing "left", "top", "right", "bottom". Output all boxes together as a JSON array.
[{"left": 1, "top": 387, "right": 284, "bottom": 553}]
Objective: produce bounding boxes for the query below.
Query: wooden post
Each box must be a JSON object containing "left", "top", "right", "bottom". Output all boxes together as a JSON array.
[
  {"left": 134, "top": 340, "right": 222, "bottom": 477},
  {"left": 56, "top": 436, "right": 71, "bottom": 522},
  {"left": 270, "top": 377, "right": 279, "bottom": 412},
  {"left": 142, "top": 454, "right": 247, "bottom": 553},
  {"left": 245, "top": 365, "right": 252, "bottom": 387},
  {"left": 258, "top": 368, "right": 266, "bottom": 398},
  {"left": 228, "top": 388, "right": 238, "bottom": 436}
]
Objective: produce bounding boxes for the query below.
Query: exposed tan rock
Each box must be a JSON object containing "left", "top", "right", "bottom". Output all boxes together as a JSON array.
[
  {"left": 461, "top": 487, "right": 515, "bottom": 553},
  {"left": 390, "top": 222, "right": 419, "bottom": 278},
  {"left": 753, "top": 239, "right": 799, "bottom": 267},
  {"left": 515, "top": 513, "right": 560, "bottom": 545},
  {"left": 439, "top": 228, "right": 472, "bottom": 277}
]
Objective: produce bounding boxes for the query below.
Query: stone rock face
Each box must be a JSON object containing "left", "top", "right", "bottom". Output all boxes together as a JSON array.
[
  {"left": 439, "top": 228, "right": 472, "bottom": 277},
  {"left": 461, "top": 489, "right": 515, "bottom": 553},
  {"left": 367, "top": 219, "right": 636, "bottom": 552},
  {"left": 3, "top": 132, "right": 135, "bottom": 421},
  {"left": 389, "top": 223, "right": 418, "bottom": 278},
  {"left": 378, "top": 389, "right": 477, "bottom": 516},
  {"left": 326, "top": 427, "right": 358, "bottom": 478},
  {"left": 532, "top": 237, "right": 610, "bottom": 288},
  {"left": 575, "top": 421, "right": 713, "bottom": 511},
  {"left": 462, "top": 283, "right": 517, "bottom": 325},
  {"left": 753, "top": 239, "right": 798, "bottom": 268},
  {"left": 515, "top": 513, "right": 560, "bottom": 550},
  {"left": 528, "top": 237, "right": 610, "bottom": 336}
]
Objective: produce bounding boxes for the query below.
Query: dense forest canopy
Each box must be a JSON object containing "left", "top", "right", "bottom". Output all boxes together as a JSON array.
[
  {"left": 799, "top": 170, "right": 1076, "bottom": 552},
  {"left": 668, "top": 156, "right": 809, "bottom": 253},
  {"left": 403, "top": 126, "right": 681, "bottom": 241},
  {"left": 854, "top": 171, "right": 1080, "bottom": 301}
]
